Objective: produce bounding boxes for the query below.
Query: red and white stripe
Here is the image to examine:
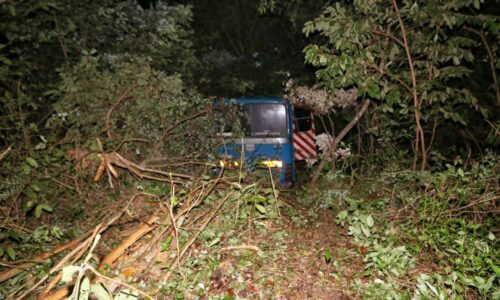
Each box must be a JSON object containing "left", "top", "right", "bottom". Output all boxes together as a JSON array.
[{"left": 292, "top": 113, "right": 317, "bottom": 160}]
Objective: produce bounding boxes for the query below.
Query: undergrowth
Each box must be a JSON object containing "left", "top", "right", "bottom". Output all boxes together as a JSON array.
[{"left": 314, "top": 152, "right": 499, "bottom": 299}]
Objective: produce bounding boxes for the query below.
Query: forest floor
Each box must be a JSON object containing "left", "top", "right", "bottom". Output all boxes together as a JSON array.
[
  {"left": 148, "top": 181, "right": 388, "bottom": 300},
  {"left": 2, "top": 165, "right": 492, "bottom": 299},
  {"left": 182, "top": 197, "right": 363, "bottom": 300},
  {"left": 242, "top": 207, "right": 363, "bottom": 300}
]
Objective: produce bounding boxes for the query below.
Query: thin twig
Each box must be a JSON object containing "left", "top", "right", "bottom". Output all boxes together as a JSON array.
[
  {"left": 147, "top": 108, "right": 211, "bottom": 159},
  {"left": 219, "top": 245, "right": 261, "bottom": 253},
  {"left": 268, "top": 167, "right": 281, "bottom": 218},
  {"left": 360, "top": 61, "right": 412, "bottom": 93},
  {"left": 48, "top": 177, "right": 76, "bottom": 191},
  {"left": 105, "top": 85, "right": 135, "bottom": 139},
  {"left": 0, "top": 146, "right": 12, "bottom": 161},
  {"left": 444, "top": 195, "right": 498, "bottom": 214},
  {"left": 112, "top": 138, "right": 149, "bottom": 152},
  {"left": 169, "top": 178, "right": 181, "bottom": 270},
  {"left": 373, "top": 30, "right": 405, "bottom": 48}
]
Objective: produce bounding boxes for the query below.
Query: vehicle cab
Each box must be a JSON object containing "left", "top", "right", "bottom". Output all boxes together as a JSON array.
[{"left": 214, "top": 98, "right": 295, "bottom": 185}]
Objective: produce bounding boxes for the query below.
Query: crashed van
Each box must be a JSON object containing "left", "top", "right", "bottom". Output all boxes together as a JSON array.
[{"left": 214, "top": 98, "right": 316, "bottom": 185}]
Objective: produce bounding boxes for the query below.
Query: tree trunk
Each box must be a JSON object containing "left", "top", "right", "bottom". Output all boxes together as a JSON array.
[
  {"left": 391, "top": 0, "right": 427, "bottom": 171},
  {"left": 310, "top": 99, "right": 371, "bottom": 186}
]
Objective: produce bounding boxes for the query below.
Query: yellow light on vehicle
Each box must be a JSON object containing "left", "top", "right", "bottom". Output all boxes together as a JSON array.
[
  {"left": 262, "top": 160, "right": 283, "bottom": 168},
  {"left": 219, "top": 160, "right": 239, "bottom": 168}
]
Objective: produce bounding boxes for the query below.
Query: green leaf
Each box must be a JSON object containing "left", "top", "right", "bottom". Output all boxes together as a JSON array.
[
  {"left": 325, "top": 248, "right": 332, "bottom": 264},
  {"left": 230, "top": 182, "right": 242, "bottom": 190},
  {"left": 34, "top": 204, "right": 43, "bottom": 218},
  {"left": 41, "top": 203, "right": 53, "bottom": 212},
  {"left": 25, "top": 157, "right": 39, "bottom": 168},
  {"left": 491, "top": 264, "right": 500, "bottom": 276},
  {"left": 24, "top": 200, "right": 35, "bottom": 212},
  {"left": 337, "top": 210, "right": 348, "bottom": 219},
  {"left": 0, "top": 55, "right": 12, "bottom": 65},
  {"left": 255, "top": 204, "right": 267, "bottom": 214},
  {"left": 8, "top": 4, "right": 16, "bottom": 16},
  {"left": 366, "top": 215, "right": 374, "bottom": 228},
  {"left": 79, "top": 276, "right": 90, "bottom": 300},
  {"left": 388, "top": 44, "right": 400, "bottom": 60},
  {"left": 473, "top": 0, "right": 480, "bottom": 9},
  {"left": 424, "top": 280, "right": 439, "bottom": 296},
  {"left": 7, "top": 230, "right": 21, "bottom": 242},
  {"left": 91, "top": 283, "right": 112, "bottom": 300},
  {"left": 209, "top": 236, "right": 221, "bottom": 247},
  {"left": 31, "top": 184, "right": 41, "bottom": 192},
  {"left": 61, "top": 265, "right": 80, "bottom": 283},
  {"left": 161, "top": 236, "right": 173, "bottom": 252},
  {"left": 21, "top": 163, "right": 31, "bottom": 175},
  {"left": 6, "top": 247, "right": 15, "bottom": 260},
  {"left": 360, "top": 224, "right": 371, "bottom": 237},
  {"left": 170, "top": 195, "right": 178, "bottom": 207}
]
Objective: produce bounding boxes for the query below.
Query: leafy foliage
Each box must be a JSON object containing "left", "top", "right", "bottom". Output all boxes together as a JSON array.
[
  {"left": 0, "top": 0, "right": 205, "bottom": 268},
  {"left": 302, "top": 0, "right": 498, "bottom": 164},
  {"left": 0, "top": 0, "right": 196, "bottom": 148},
  {"left": 328, "top": 152, "right": 499, "bottom": 298}
]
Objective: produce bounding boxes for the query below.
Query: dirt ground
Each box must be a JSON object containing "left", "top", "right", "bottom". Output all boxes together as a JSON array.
[
  {"left": 203, "top": 203, "right": 366, "bottom": 300},
  {"left": 269, "top": 210, "right": 364, "bottom": 300}
]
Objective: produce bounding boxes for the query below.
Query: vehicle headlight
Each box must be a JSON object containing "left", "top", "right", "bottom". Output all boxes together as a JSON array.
[
  {"left": 219, "top": 160, "right": 240, "bottom": 169},
  {"left": 261, "top": 160, "right": 283, "bottom": 168}
]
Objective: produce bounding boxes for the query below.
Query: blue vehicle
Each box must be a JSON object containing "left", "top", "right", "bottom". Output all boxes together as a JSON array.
[{"left": 214, "top": 98, "right": 313, "bottom": 185}]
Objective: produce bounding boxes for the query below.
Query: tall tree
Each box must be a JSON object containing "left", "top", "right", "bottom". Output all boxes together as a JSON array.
[{"left": 302, "top": 0, "right": 499, "bottom": 168}]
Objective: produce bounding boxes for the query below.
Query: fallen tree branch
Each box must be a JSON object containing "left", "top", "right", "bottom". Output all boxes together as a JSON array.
[
  {"left": 1, "top": 193, "right": 147, "bottom": 300},
  {"left": 36, "top": 223, "right": 105, "bottom": 299},
  {"left": 310, "top": 99, "right": 371, "bottom": 186},
  {"left": 19, "top": 225, "right": 104, "bottom": 300},
  {"left": 157, "top": 191, "right": 234, "bottom": 290},
  {"left": 0, "top": 233, "right": 90, "bottom": 283},
  {"left": 39, "top": 287, "right": 71, "bottom": 300},
  {"left": 137, "top": 177, "right": 223, "bottom": 280},
  {"left": 98, "top": 213, "right": 159, "bottom": 271},
  {"left": 93, "top": 151, "right": 192, "bottom": 186}
]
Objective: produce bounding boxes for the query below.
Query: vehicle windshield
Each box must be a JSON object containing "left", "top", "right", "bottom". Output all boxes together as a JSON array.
[{"left": 216, "top": 103, "right": 288, "bottom": 138}]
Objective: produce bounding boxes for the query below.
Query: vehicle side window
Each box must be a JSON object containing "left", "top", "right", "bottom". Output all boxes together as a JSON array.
[{"left": 294, "top": 107, "right": 312, "bottom": 132}]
